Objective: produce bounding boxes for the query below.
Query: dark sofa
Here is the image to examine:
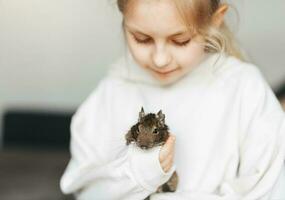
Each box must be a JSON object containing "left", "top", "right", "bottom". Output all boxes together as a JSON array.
[{"left": 0, "top": 109, "right": 75, "bottom": 200}]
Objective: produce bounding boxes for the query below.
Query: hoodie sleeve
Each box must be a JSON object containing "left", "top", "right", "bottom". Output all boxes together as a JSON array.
[
  {"left": 149, "top": 65, "right": 285, "bottom": 200},
  {"left": 59, "top": 78, "right": 176, "bottom": 200}
]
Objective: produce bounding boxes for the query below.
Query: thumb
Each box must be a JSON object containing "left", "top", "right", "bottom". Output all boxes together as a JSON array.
[
  {"left": 166, "top": 134, "right": 176, "bottom": 147},
  {"left": 160, "top": 135, "right": 175, "bottom": 161},
  {"left": 169, "top": 134, "right": 176, "bottom": 142}
]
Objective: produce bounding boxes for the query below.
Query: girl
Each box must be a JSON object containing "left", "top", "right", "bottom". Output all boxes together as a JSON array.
[{"left": 60, "top": 0, "right": 285, "bottom": 199}]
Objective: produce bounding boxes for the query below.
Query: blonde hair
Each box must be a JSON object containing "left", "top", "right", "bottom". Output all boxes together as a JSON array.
[{"left": 117, "top": 0, "right": 245, "bottom": 61}]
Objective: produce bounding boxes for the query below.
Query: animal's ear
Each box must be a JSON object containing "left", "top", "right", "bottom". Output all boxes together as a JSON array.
[
  {"left": 157, "top": 110, "right": 165, "bottom": 126},
  {"left": 139, "top": 107, "right": 145, "bottom": 122}
]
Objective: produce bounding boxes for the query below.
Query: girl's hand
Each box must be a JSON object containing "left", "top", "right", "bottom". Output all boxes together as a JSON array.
[{"left": 159, "top": 134, "right": 176, "bottom": 173}]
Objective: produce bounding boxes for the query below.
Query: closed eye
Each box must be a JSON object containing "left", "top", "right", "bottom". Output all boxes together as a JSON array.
[
  {"left": 132, "top": 35, "right": 191, "bottom": 47},
  {"left": 173, "top": 39, "right": 191, "bottom": 46},
  {"left": 133, "top": 36, "right": 152, "bottom": 44}
]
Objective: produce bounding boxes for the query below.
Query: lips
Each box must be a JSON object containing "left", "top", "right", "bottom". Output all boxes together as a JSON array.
[{"left": 153, "top": 68, "right": 178, "bottom": 75}]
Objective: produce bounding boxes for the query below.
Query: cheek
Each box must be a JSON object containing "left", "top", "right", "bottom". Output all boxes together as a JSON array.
[
  {"left": 126, "top": 36, "right": 150, "bottom": 68},
  {"left": 175, "top": 40, "right": 205, "bottom": 69}
]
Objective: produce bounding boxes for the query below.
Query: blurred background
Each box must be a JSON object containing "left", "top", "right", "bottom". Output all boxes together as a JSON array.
[{"left": 0, "top": 0, "right": 284, "bottom": 199}]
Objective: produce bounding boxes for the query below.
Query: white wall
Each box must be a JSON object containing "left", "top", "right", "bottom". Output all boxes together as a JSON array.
[
  {"left": 0, "top": 0, "right": 124, "bottom": 107},
  {"left": 0, "top": 0, "right": 284, "bottom": 144},
  {"left": 0, "top": 0, "right": 124, "bottom": 145},
  {"left": 234, "top": 0, "right": 285, "bottom": 87}
]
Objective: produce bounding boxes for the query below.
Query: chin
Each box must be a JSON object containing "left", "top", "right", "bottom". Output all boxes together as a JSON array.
[
  {"left": 155, "top": 75, "right": 180, "bottom": 86},
  {"left": 148, "top": 69, "right": 181, "bottom": 85}
]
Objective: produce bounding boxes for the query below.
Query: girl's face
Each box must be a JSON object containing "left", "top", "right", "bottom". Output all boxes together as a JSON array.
[{"left": 123, "top": 0, "right": 206, "bottom": 85}]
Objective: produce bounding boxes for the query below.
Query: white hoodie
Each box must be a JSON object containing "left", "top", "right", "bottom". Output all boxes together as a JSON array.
[{"left": 60, "top": 50, "right": 285, "bottom": 200}]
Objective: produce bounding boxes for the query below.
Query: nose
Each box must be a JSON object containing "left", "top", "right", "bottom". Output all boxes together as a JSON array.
[
  {"left": 152, "top": 46, "right": 171, "bottom": 69},
  {"left": 138, "top": 141, "right": 148, "bottom": 149},
  {"left": 140, "top": 145, "right": 148, "bottom": 149}
]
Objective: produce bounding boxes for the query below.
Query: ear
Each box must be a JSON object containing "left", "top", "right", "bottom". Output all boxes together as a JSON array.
[
  {"left": 139, "top": 107, "right": 145, "bottom": 122},
  {"left": 156, "top": 110, "right": 165, "bottom": 125},
  {"left": 211, "top": 4, "right": 228, "bottom": 28}
]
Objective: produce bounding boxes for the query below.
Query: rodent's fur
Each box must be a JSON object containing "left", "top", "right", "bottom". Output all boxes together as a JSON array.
[
  {"left": 125, "top": 107, "right": 178, "bottom": 199},
  {"left": 125, "top": 107, "right": 169, "bottom": 149}
]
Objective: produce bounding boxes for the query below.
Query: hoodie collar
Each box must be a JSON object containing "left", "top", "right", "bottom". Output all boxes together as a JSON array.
[{"left": 107, "top": 48, "right": 227, "bottom": 87}]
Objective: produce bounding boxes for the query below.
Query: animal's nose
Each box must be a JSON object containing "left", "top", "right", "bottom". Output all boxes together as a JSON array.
[{"left": 140, "top": 145, "right": 148, "bottom": 149}]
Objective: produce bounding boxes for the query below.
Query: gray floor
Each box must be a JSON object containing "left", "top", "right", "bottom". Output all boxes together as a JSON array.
[{"left": 0, "top": 149, "right": 74, "bottom": 200}]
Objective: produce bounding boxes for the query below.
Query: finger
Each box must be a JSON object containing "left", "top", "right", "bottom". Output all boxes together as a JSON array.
[
  {"left": 161, "top": 156, "right": 173, "bottom": 173},
  {"left": 160, "top": 146, "right": 171, "bottom": 161},
  {"left": 161, "top": 153, "right": 173, "bottom": 167},
  {"left": 165, "top": 135, "right": 176, "bottom": 152},
  {"left": 159, "top": 135, "right": 176, "bottom": 161},
  {"left": 160, "top": 147, "right": 174, "bottom": 165},
  {"left": 168, "top": 135, "right": 176, "bottom": 146}
]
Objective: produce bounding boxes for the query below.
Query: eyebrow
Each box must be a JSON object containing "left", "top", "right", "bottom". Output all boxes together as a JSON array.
[{"left": 125, "top": 24, "right": 188, "bottom": 37}]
